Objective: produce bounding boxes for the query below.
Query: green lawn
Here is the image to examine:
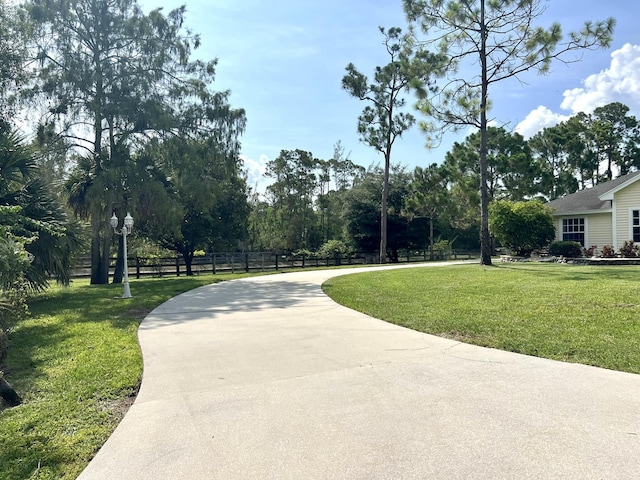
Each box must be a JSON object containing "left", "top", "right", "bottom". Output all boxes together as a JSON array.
[
  {"left": 323, "top": 263, "right": 640, "bottom": 374},
  {"left": 0, "top": 273, "right": 262, "bottom": 480}
]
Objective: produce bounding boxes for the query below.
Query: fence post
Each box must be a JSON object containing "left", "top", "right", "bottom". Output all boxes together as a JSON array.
[
  {"left": 302, "top": 254, "right": 305, "bottom": 268},
  {"left": 176, "top": 256, "right": 180, "bottom": 276},
  {"left": 245, "top": 253, "right": 249, "bottom": 272},
  {"left": 136, "top": 256, "right": 140, "bottom": 279},
  {"left": 275, "top": 253, "right": 279, "bottom": 270},
  {"left": 211, "top": 252, "right": 216, "bottom": 274}
]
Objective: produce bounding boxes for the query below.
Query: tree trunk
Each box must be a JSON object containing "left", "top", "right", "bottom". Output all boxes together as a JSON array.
[
  {"left": 90, "top": 202, "right": 108, "bottom": 284},
  {"left": 429, "top": 216, "right": 434, "bottom": 261},
  {"left": 101, "top": 213, "right": 113, "bottom": 284},
  {"left": 0, "top": 376, "right": 21, "bottom": 407},
  {"left": 380, "top": 153, "right": 390, "bottom": 264},
  {"left": 184, "top": 252, "right": 194, "bottom": 276},
  {"left": 479, "top": 0, "right": 492, "bottom": 266}
]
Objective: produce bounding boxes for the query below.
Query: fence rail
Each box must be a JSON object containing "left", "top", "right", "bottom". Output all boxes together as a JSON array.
[{"left": 70, "top": 250, "right": 477, "bottom": 278}]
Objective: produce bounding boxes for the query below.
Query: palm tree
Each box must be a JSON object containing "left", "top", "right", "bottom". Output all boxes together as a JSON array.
[{"left": 0, "top": 128, "right": 83, "bottom": 290}]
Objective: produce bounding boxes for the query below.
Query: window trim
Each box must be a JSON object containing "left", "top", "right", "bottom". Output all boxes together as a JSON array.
[
  {"left": 562, "top": 217, "right": 586, "bottom": 246},
  {"left": 631, "top": 209, "right": 640, "bottom": 243}
]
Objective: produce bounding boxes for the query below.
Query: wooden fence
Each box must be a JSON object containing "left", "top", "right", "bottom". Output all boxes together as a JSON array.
[{"left": 71, "top": 250, "right": 476, "bottom": 278}]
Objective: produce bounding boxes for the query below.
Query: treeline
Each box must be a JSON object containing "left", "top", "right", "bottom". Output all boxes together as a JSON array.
[{"left": 249, "top": 102, "right": 640, "bottom": 259}]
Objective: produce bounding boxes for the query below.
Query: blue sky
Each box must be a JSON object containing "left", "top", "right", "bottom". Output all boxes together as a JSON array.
[{"left": 139, "top": 1, "right": 640, "bottom": 191}]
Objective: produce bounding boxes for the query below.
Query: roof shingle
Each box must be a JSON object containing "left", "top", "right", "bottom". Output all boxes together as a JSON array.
[{"left": 547, "top": 170, "right": 640, "bottom": 214}]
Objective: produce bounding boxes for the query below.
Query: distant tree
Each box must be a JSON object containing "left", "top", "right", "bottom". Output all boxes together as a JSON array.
[
  {"left": 404, "top": 0, "right": 615, "bottom": 265},
  {"left": 404, "top": 163, "right": 450, "bottom": 259},
  {"left": 343, "top": 166, "right": 413, "bottom": 262},
  {"left": 149, "top": 136, "right": 250, "bottom": 275},
  {"left": 489, "top": 199, "right": 555, "bottom": 256},
  {"left": 590, "top": 102, "right": 639, "bottom": 179},
  {"left": 444, "top": 127, "right": 539, "bottom": 201},
  {"left": 315, "top": 142, "right": 364, "bottom": 245},
  {"left": 530, "top": 103, "right": 640, "bottom": 197},
  {"left": 342, "top": 26, "right": 442, "bottom": 263},
  {"left": 265, "top": 149, "right": 320, "bottom": 251},
  {"left": 529, "top": 123, "right": 580, "bottom": 199}
]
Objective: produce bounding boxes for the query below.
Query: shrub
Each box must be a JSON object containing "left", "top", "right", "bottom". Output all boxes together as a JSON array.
[
  {"left": 619, "top": 240, "right": 639, "bottom": 258},
  {"left": 489, "top": 200, "right": 555, "bottom": 256},
  {"left": 549, "top": 241, "right": 583, "bottom": 258},
  {"left": 292, "top": 248, "right": 314, "bottom": 258},
  {"left": 316, "top": 240, "right": 350, "bottom": 259},
  {"left": 432, "top": 239, "right": 453, "bottom": 259},
  {"left": 600, "top": 245, "right": 616, "bottom": 258},
  {"left": 583, "top": 245, "right": 597, "bottom": 258}
]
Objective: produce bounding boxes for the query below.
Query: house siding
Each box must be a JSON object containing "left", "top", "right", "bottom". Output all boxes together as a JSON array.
[
  {"left": 613, "top": 180, "right": 640, "bottom": 248},
  {"left": 554, "top": 213, "right": 612, "bottom": 253},
  {"left": 585, "top": 213, "right": 612, "bottom": 251}
]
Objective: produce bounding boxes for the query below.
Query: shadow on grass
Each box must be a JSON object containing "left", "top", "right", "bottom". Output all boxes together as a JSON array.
[
  {"left": 0, "top": 426, "right": 74, "bottom": 480},
  {"left": 3, "top": 321, "right": 69, "bottom": 392}
]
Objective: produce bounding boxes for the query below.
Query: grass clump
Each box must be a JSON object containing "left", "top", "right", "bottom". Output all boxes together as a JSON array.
[
  {"left": 323, "top": 263, "right": 640, "bottom": 373},
  {"left": 0, "top": 273, "right": 258, "bottom": 480}
]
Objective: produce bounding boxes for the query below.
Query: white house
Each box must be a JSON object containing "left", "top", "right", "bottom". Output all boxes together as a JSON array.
[{"left": 547, "top": 170, "right": 640, "bottom": 252}]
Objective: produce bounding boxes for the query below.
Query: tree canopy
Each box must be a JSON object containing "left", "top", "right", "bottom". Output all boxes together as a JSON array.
[{"left": 26, "top": 0, "right": 245, "bottom": 283}]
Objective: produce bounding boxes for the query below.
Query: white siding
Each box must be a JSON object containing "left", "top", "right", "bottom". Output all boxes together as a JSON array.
[
  {"left": 585, "top": 213, "right": 612, "bottom": 251},
  {"left": 553, "top": 213, "right": 612, "bottom": 254},
  {"left": 613, "top": 180, "right": 640, "bottom": 248}
]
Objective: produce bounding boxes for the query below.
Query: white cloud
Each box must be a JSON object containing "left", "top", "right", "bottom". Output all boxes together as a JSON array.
[
  {"left": 515, "top": 106, "right": 570, "bottom": 139},
  {"left": 241, "top": 154, "right": 269, "bottom": 193},
  {"left": 561, "top": 43, "right": 640, "bottom": 114},
  {"left": 516, "top": 43, "right": 640, "bottom": 139}
]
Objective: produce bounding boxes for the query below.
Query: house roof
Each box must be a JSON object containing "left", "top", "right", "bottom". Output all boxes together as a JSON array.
[{"left": 547, "top": 170, "right": 640, "bottom": 214}]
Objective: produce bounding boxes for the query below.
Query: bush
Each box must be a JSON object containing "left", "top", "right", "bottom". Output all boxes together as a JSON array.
[
  {"left": 432, "top": 239, "right": 453, "bottom": 259},
  {"left": 583, "top": 245, "right": 597, "bottom": 258},
  {"left": 292, "top": 248, "right": 314, "bottom": 258},
  {"left": 489, "top": 200, "right": 555, "bottom": 256},
  {"left": 549, "top": 241, "right": 583, "bottom": 258},
  {"left": 316, "top": 240, "right": 350, "bottom": 259},
  {"left": 619, "top": 240, "right": 639, "bottom": 258},
  {"left": 600, "top": 245, "right": 616, "bottom": 258}
]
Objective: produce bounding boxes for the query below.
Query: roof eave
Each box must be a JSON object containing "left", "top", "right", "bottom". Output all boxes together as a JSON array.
[
  {"left": 599, "top": 173, "right": 640, "bottom": 200},
  {"left": 552, "top": 208, "right": 612, "bottom": 216}
]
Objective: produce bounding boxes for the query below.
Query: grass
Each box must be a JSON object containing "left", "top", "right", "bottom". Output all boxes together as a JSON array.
[
  {"left": 0, "top": 272, "right": 264, "bottom": 480},
  {"left": 323, "top": 262, "right": 640, "bottom": 374}
]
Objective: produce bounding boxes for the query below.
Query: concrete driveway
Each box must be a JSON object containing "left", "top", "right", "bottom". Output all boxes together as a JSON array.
[{"left": 78, "top": 262, "right": 640, "bottom": 479}]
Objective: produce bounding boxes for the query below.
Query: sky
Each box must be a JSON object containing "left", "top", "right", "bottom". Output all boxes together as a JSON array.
[{"left": 138, "top": 0, "right": 640, "bottom": 192}]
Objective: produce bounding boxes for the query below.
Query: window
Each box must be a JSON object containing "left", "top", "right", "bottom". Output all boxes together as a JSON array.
[
  {"left": 633, "top": 210, "right": 640, "bottom": 243},
  {"left": 562, "top": 218, "right": 585, "bottom": 246}
]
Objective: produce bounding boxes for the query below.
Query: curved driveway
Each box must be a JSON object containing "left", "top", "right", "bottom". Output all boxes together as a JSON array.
[{"left": 79, "top": 262, "right": 640, "bottom": 479}]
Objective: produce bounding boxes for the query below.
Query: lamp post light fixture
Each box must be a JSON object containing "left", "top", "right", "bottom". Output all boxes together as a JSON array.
[{"left": 110, "top": 212, "right": 134, "bottom": 298}]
